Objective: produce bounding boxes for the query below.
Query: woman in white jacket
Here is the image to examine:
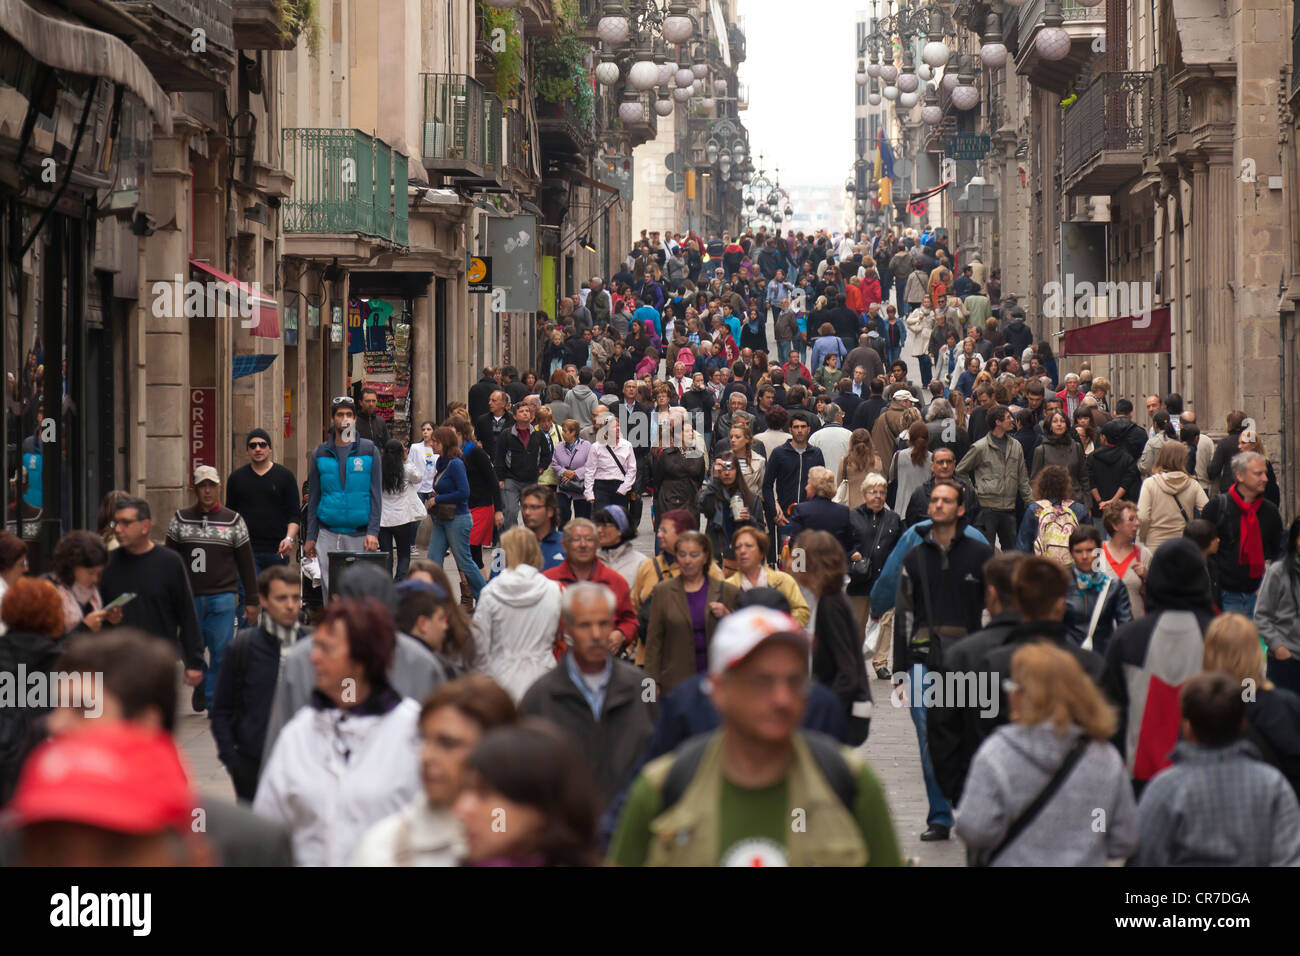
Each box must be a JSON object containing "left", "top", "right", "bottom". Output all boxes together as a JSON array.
[
  {"left": 254, "top": 599, "right": 422, "bottom": 867},
  {"left": 471, "top": 527, "right": 563, "bottom": 701},
  {"left": 352, "top": 674, "right": 518, "bottom": 866},
  {"left": 407, "top": 421, "right": 439, "bottom": 503},
  {"left": 380, "top": 439, "right": 427, "bottom": 579},
  {"left": 902, "top": 303, "right": 935, "bottom": 387}
]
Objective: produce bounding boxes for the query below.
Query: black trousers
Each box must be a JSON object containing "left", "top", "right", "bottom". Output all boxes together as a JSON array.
[{"left": 593, "top": 479, "right": 628, "bottom": 515}]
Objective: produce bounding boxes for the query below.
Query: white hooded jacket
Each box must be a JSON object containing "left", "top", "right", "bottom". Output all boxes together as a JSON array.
[
  {"left": 254, "top": 696, "right": 421, "bottom": 867},
  {"left": 472, "top": 564, "right": 563, "bottom": 701}
]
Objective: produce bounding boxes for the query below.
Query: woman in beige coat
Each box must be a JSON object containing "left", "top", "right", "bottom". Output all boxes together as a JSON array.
[{"left": 1136, "top": 441, "right": 1208, "bottom": 551}]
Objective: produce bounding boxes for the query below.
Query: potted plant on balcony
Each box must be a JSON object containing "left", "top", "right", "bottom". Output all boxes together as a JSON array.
[
  {"left": 532, "top": 0, "right": 594, "bottom": 127},
  {"left": 479, "top": 2, "right": 524, "bottom": 103},
  {"left": 280, "top": 0, "right": 323, "bottom": 56}
]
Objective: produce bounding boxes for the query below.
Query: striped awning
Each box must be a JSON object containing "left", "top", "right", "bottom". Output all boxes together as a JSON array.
[
  {"left": 190, "top": 259, "right": 280, "bottom": 338},
  {"left": 232, "top": 353, "right": 277, "bottom": 380},
  {"left": 0, "top": 0, "right": 172, "bottom": 133}
]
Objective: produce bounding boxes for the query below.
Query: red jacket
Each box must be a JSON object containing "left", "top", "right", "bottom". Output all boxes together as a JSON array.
[
  {"left": 845, "top": 283, "right": 863, "bottom": 313},
  {"left": 860, "top": 277, "right": 883, "bottom": 307},
  {"left": 543, "top": 558, "right": 638, "bottom": 651}
]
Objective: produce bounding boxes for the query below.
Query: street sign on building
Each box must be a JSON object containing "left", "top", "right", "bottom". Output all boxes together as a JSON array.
[
  {"left": 468, "top": 256, "right": 493, "bottom": 293},
  {"left": 942, "top": 133, "right": 992, "bottom": 161},
  {"left": 666, "top": 172, "right": 685, "bottom": 193},
  {"left": 190, "top": 387, "right": 216, "bottom": 477}
]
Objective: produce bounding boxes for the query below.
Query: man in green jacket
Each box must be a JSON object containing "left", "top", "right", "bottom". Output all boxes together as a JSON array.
[
  {"left": 955, "top": 404, "right": 1032, "bottom": 551},
  {"left": 608, "top": 606, "right": 902, "bottom": 867}
]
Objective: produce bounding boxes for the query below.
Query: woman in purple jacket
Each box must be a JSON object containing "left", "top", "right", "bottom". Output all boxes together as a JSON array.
[{"left": 551, "top": 419, "right": 592, "bottom": 524}]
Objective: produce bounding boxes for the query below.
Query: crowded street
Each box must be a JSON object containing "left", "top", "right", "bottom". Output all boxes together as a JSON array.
[{"left": 3, "top": 0, "right": 1300, "bottom": 914}]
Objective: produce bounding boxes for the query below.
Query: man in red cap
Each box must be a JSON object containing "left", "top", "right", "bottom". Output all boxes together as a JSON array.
[{"left": 6, "top": 723, "right": 211, "bottom": 867}]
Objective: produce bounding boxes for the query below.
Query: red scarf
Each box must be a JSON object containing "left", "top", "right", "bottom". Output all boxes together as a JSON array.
[{"left": 1229, "top": 484, "right": 1266, "bottom": 578}]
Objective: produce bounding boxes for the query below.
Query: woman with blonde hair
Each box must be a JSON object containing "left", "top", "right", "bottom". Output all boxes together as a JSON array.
[
  {"left": 838, "top": 429, "right": 883, "bottom": 510},
  {"left": 1136, "top": 440, "right": 1207, "bottom": 550},
  {"left": 1202, "top": 613, "right": 1300, "bottom": 794},
  {"left": 956, "top": 643, "right": 1137, "bottom": 866},
  {"left": 728, "top": 420, "right": 765, "bottom": 497},
  {"left": 532, "top": 406, "right": 562, "bottom": 490},
  {"left": 786, "top": 466, "right": 855, "bottom": 557},
  {"left": 470, "top": 527, "right": 563, "bottom": 701}
]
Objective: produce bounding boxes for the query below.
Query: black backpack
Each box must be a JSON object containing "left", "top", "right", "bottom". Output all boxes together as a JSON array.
[{"left": 661, "top": 730, "right": 857, "bottom": 812}]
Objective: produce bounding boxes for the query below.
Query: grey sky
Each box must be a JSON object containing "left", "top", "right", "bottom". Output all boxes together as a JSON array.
[{"left": 737, "top": 0, "right": 861, "bottom": 190}]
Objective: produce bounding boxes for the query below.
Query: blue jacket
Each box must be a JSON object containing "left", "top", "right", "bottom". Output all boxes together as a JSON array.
[
  {"left": 870, "top": 519, "right": 989, "bottom": 619},
  {"left": 432, "top": 456, "right": 471, "bottom": 516},
  {"left": 762, "top": 441, "right": 826, "bottom": 522},
  {"left": 787, "top": 497, "right": 856, "bottom": 554},
  {"left": 308, "top": 435, "right": 381, "bottom": 538},
  {"left": 633, "top": 305, "right": 661, "bottom": 337}
]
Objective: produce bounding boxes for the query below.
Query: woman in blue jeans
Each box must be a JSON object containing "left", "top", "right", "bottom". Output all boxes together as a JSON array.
[{"left": 426, "top": 425, "right": 486, "bottom": 600}]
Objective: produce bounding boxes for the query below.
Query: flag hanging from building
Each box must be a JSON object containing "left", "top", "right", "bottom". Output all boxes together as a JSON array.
[{"left": 878, "top": 130, "right": 895, "bottom": 180}]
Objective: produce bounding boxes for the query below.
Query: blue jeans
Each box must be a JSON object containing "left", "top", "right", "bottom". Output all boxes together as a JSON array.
[
  {"left": 918, "top": 354, "right": 932, "bottom": 387},
  {"left": 428, "top": 511, "right": 486, "bottom": 598},
  {"left": 1221, "top": 589, "right": 1258, "bottom": 618},
  {"left": 195, "top": 591, "right": 238, "bottom": 706},
  {"left": 885, "top": 345, "right": 902, "bottom": 367},
  {"left": 906, "top": 662, "right": 955, "bottom": 828},
  {"left": 895, "top": 279, "right": 908, "bottom": 311},
  {"left": 777, "top": 340, "right": 793, "bottom": 365}
]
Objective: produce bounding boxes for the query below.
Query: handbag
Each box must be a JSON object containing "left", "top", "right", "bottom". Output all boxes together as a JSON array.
[
  {"left": 974, "top": 735, "right": 1090, "bottom": 866},
  {"left": 433, "top": 502, "right": 458, "bottom": 521},
  {"left": 833, "top": 480, "right": 849, "bottom": 505},
  {"left": 559, "top": 478, "right": 585, "bottom": 497}
]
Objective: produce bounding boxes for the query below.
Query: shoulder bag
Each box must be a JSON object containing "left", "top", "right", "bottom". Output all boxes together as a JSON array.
[{"left": 974, "top": 735, "right": 1090, "bottom": 866}]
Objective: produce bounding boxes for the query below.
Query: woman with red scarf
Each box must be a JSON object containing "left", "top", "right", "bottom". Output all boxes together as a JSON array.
[{"left": 1201, "top": 451, "right": 1284, "bottom": 617}]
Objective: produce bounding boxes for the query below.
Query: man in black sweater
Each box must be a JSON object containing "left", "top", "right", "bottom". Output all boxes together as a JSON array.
[
  {"left": 211, "top": 565, "right": 308, "bottom": 801},
  {"left": 354, "top": 388, "right": 390, "bottom": 446},
  {"left": 467, "top": 367, "right": 500, "bottom": 422},
  {"left": 225, "top": 428, "right": 299, "bottom": 575},
  {"left": 99, "top": 496, "right": 204, "bottom": 691},
  {"left": 474, "top": 389, "right": 512, "bottom": 462}
]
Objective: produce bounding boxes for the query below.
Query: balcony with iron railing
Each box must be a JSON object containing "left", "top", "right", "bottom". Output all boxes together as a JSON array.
[
  {"left": 1149, "top": 68, "right": 1192, "bottom": 153},
  {"left": 117, "top": 0, "right": 236, "bottom": 89},
  {"left": 457, "top": 94, "right": 511, "bottom": 192},
  {"left": 1014, "top": 0, "right": 1106, "bottom": 91},
  {"left": 281, "top": 129, "right": 409, "bottom": 247},
  {"left": 421, "top": 74, "right": 487, "bottom": 180},
  {"left": 1062, "top": 71, "right": 1151, "bottom": 195}
]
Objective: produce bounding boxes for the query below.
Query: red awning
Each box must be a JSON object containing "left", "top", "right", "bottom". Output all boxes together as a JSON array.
[
  {"left": 1060, "top": 307, "right": 1171, "bottom": 358},
  {"left": 189, "top": 259, "right": 280, "bottom": 338}
]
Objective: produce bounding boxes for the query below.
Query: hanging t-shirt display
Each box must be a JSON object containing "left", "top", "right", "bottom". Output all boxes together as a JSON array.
[
  {"left": 366, "top": 297, "right": 394, "bottom": 351},
  {"left": 348, "top": 299, "right": 367, "bottom": 353}
]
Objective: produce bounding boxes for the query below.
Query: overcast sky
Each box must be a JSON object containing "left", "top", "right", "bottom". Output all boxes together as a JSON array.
[{"left": 737, "top": 0, "right": 862, "bottom": 190}]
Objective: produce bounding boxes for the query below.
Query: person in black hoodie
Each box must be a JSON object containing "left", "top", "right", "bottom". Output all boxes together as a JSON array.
[
  {"left": 927, "top": 552, "right": 1026, "bottom": 805},
  {"left": 211, "top": 565, "right": 308, "bottom": 801},
  {"left": 1088, "top": 420, "right": 1141, "bottom": 524},
  {"left": 467, "top": 368, "right": 499, "bottom": 423},
  {"left": 1207, "top": 409, "right": 1247, "bottom": 494},
  {"left": 494, "top": 402, "right": 553, "bottom": 531},
  {"left": 1101, "top": 538, "right": 1216, "bottom": 792},
  {"left": 1107, "top": 398, "right": 1151, "bottom": 463}
]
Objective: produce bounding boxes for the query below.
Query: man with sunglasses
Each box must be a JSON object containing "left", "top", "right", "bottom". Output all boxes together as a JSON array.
[
  {"left": 226, "top": 428, "right": 300, "bottom": 576},
  {"left": 304, "top": 396, "right": 382, "bottom": 595}
]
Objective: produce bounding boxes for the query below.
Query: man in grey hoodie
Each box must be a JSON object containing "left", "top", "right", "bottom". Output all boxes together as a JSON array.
[{"left": 565, "top": 367, "right": 600, "bottom": 430}]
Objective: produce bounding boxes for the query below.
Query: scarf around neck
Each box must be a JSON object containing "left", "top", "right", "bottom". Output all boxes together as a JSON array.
[{"left": 1229, "top": 484, "right": 1266, "bottom": 578}]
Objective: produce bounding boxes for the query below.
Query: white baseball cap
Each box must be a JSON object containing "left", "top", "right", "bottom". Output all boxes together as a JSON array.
[
  {"left": 193, "top": 465, "right": 221, "bottom": 486},
  {"left": 708, "top": 606, "right": 810, "bottom": 677},
  {"left": 892, "top": 389, "right": 914, "bottom": 402}
]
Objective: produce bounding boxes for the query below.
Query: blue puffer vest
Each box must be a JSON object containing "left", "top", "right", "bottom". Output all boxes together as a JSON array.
[{"left": 314, "top": 439, "right": 375, "bottom": 533}]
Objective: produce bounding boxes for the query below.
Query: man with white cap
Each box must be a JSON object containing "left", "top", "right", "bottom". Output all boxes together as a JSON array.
[
  {"left": 871, "top": 387, "right": 921, "bottom": 470},
  {"left": 166, "top": 465, "right": 260, "bottom": 713},
  {"left": 608, "top": 606, "right": 903, "bottom": 867}
]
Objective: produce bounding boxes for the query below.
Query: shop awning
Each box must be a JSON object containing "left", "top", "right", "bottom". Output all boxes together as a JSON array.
[
  {"left": 0, "top": 0, "right": 172, "bottom": 133},
  {"left": 189, "top": 259, "right": 280, "bottom": 338},
  {"left": 1059, "top": 307, "right": 1171, "bottom": 358},
  {"left": 232, "top": 354, "right": 277, "bottom": 380}
]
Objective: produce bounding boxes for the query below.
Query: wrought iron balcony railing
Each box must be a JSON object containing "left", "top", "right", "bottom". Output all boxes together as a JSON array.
[
  {"left": 1149, "top": 68, "right": 1191, "bottom": 150},
  {"left": 421, "top": 74, "right": 487, "bottom": 178},
  {"left": 1062, "top": 71, "right": 1151, "bottom": 183},
  {"left": 1017, "top": 0, "right": 1105, "bottom": 32},
  {"left": 281, "top": 129, "right": 408, "bottom": 246}
]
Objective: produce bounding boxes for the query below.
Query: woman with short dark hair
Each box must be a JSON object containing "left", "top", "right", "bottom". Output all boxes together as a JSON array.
[
  {"left": 453, "top": 720, "right": 600, "bottom": 866},
  {"left": 48, "top": 530, "right": 119, "bottom": 634},
  {"left": 255, "top": 598, "right": 423, "bottom": 866}
]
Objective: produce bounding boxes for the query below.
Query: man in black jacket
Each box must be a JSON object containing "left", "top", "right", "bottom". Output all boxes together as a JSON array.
[
  {"left": 1202, "top": 450, "right": 1283, "bottom": 614},
  {"left": 894, "top": 480, "right": 994, "bottom": 841},
  {"left": 850, "top": 377, "right": 888, "bottom": 432},
  {"left": 1107, "top": 398, "right": 1149, "bottom": 462},
  {"left": 211, "top": 566, "right": 308, "bottom": 801},
  {"left": 467, "top": 368, "right": 499, "bottom": 422},
  {"left": 354, "top": 388, "right": 390, "bottom": 446},
  {"left": 494, "top": 402, "right": 553, "bottom": 530},
  {"left": 827, "top": 294, "right": 861, "bottom": 354},
  {"left": 1207, "top": 409, "right": 1248, "bottom": 494},
  {"left": 927, "top": 552, "right": 1024, "bottom": 805},
  {"left": 518, "top": 582, "right": 655, "bottom": 809},
  {"left": 903, "top": 447, "right": 981, "bottom": 529},
  {"left": 1088, "top": 422, "right": 1141, "bottom": 519},
  {"left": 501, "top": 365, "right": 529, "bottom": 404},
  {"left": 474, "top": 389, "right": 512, "bottom": 462}
]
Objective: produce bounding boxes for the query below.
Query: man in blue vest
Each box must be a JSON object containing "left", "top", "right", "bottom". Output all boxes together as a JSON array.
[{"left": 303, "top": 396, "right": 382, "bottom": 595}]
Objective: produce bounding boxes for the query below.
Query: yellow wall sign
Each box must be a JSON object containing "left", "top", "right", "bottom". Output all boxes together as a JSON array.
[{"left": 468, "top": 256, "right": 492, "bottom": 291}]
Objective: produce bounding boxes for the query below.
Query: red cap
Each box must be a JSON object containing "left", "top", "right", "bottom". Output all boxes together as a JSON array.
[{"left": 6, "top": 724, "right": 196, "bottom": 834}]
